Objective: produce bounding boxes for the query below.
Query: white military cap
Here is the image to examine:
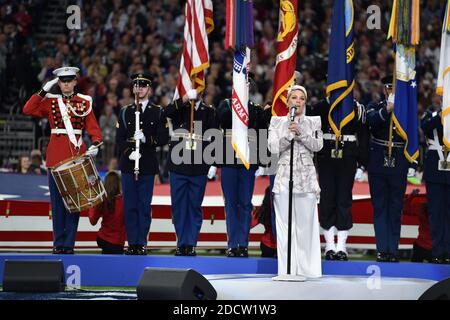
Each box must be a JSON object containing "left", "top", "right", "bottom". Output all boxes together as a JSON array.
[{"left": 52, "top": 66, "right": 80, "bottom": 78}]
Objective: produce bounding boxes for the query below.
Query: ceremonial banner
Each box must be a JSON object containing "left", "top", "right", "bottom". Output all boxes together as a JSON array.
[
  {"left": 388, "top": 0, "right": 420, "bottom": 162},
  {"left": 392, "top": 45, "right": 419, "bottom": 161},
  {"left": 326, "top": 0, "right": 355, "bottom": 138},
  {"left": 231, "top": 47, "right": 251, "bottom": 168},
  {"left": 271, "top": 0, "right": 298, "bottom": 116},
  {"left": 226, "top": 1, "right": 254, "bottom": 167}
]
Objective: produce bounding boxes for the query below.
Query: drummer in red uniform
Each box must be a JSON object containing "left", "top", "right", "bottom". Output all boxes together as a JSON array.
[{"left": 23, "top": 66, "right": 103, "bottom": 254}]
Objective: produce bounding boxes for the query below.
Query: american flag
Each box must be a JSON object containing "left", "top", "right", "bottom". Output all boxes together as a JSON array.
[{"left": 173, "top": 0, "right": 214, "bottom": 100}]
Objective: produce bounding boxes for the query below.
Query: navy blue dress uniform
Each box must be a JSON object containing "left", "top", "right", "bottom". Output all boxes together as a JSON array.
[
  {"left": 366, "top": 76, "right": 411, "bottom": 262},
  {"left": 259, "top": 106, "right": 277, "bottom": 237},
  {"left": 421, "top": 106, "right": 450, "bottom": 264},
  {"left": 307, "top": 98, "right": 369, "bottom": 261},
  {"left": 163, "top": 97, "right": 219, "bottom": 256},
  {"left": 116, "top": 73, "right": 169, "bottom": 255},
  {"left": 216, "top": 99, "right": 263, "bottom": 257}
]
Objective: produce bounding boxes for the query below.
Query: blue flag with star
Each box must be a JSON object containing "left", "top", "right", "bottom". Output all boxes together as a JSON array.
[{"left": 393, "top": 44, "right": 419, "bottom": 162}]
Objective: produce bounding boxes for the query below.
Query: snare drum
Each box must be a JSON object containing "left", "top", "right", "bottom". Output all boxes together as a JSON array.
[{"left": 51, "top": 155, "right": 106, "bottom": 213}]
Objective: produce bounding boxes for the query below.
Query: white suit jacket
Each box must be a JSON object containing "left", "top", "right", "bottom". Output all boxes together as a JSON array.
[{"left": 268, "top": 114, "right": 323, "bottom": 197}]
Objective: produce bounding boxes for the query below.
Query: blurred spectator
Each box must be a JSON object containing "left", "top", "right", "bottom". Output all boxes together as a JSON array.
[
  {"left": 99, "top": 104, "right": 118, "bottom": 166},
  {"left": 118, "top": 87, "right": 134, "bottom": 107},
  {"left": 29, "top": 149, "right": 47, "bottom": 175},
  {"left": 107, "top": 157, "right": 119, "bottom": 172},
  {"left": 16, "top": 154, "right": 31, "bottom": 174}
]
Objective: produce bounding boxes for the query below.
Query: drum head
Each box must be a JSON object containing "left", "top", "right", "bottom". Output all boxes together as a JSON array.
[{"left": 53, "top": 157, "right": 86, "bottom": 172}]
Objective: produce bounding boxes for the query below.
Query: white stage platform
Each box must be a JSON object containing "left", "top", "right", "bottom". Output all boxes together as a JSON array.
[{"left": 206, "top": 274, "right": 436, "bottom": 300}]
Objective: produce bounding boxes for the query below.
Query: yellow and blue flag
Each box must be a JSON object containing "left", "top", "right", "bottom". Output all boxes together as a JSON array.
[
  {"left": 392, "top": 45, "right": 419, "bottom": 162},
  {"left": 388, "top": 0, "right": 420, "bottom": 162},
  {"left": 326, "top": 0, "right": 355, "bottom": 138}
]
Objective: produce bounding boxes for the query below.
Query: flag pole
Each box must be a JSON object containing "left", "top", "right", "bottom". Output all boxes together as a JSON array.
[
  {"left": 388, "top": 57, "right": 396, "bottom": 160},
  {"left": 190, "top": 80, "right": 195, "bottom": 149}
]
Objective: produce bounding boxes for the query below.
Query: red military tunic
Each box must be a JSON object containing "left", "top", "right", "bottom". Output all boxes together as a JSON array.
[{"left": 23, "top": 93, "right": 103, "bottom": 167}]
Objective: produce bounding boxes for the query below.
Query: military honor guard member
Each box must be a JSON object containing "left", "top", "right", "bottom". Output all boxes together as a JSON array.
[
  {"left": 366, "top": 76, "right": 413, "bottom": 262},
  {"left": 163, "top": 89, "right": 219, "bottom": 256},
  {"left": 421, "top": 104, "right": 450, "bottom": 264},
  {"left": 307, "top": 98, "right": 368, "bottom": 261},
  {"left": 23, "top": 66, "right": 103, "bottom": 254},
  {"left": 216, "top": 97, "right": 263, "bottom": 257},
  {"left": 116, "top": 73, "right": 169, "bottom": 255}
]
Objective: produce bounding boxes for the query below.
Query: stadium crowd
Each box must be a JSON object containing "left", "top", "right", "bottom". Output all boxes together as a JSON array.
[{"left": 0, "top": 0, "right": 446, "bottom": 171}]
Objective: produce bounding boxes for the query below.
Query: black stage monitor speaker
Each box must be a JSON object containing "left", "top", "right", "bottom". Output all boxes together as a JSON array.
[
  {"left": 418, "top": 278, "right": 450, "bottom": 300},
  {"left": 2, "top": 260, "right": 65, "bottom": 292},
  {"left": 137, "top": 268, "right": 217, "bottom": 300}
]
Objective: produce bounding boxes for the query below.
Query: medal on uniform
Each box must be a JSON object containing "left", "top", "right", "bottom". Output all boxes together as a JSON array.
[
  {"left": 439, "top": 147, "right": 450, "bottom": 171},
  {"left": 186, "top": 139, "right": 197, "bottom": 150},
  {"left": 438, "top": 160, "right": 450, "bottom": 171},
  {"left": 331, "top": 148, "right": 343, "bottom": 159},
  {"left": 331, "top": 138, "right": 343, "bottom": 159},
  {"left": 383, "top": 150, "right": 396, "bottom": 168}
]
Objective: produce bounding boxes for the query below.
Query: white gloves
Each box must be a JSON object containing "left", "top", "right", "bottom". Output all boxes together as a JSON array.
[
  {"left": 407, "top": 168, "right": 416, "bottom": 177},
  {"left": 255, "top": 166, "right": 265, "bottom": 177},
  {"left": 85, "top": 145, "right": 99, "bottom": 157},
  {"left": 134, "top": 130, "right": 146, "bottom": 143},
  {"left": 388, "top": 93, "right": 395, "bottom": 104},
  {"left": 186, "top": 89, "right": 197, "bottom": 100},
  {"left": 354, "top": 168, "right": 364, "bottom": 182},
  {"left": 129, "top": 150, "right": 141, "bottom": 161},
  {"left": 207, "top": 166, "right": 217, "bottom": 179},
  {"left": 43, "top": 78, "right": 59, "bottom": 92}
]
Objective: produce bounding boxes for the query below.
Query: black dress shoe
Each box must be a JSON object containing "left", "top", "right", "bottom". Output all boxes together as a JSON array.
[
  {"left": 238, "top": 246, "right": 248, "bottom": 258},
  {"left": 186, "top": 246, "right": 197, "bottom": 256},
  {"left": 226, "top": 248, "right": 238, "bottom": 257},
  {"left": 376, "top": 252, "right": 389, "bottom": 262},
  {"left": 63, "top": 247, "right": 74, "bottom": 254},
  {"left": 325, "top": 250, "right": 336, "bottom": 260},
  {"left": 174, "top": 247, "right": 186, "bottom": 256},
  {"left": 335, "top": 251, "right": 348, "bottom": 261},
  {"left": 388, "top": 254, "right": 399, "bottom": 263},
  {"left": 443, "top": 257, "right": 450, "bottom": 264},
  {"left": 125, "top": 246, "right": 137, "bottom": 255},
  {"left": 135, "top": 246, "right": 148, "bottom": 255},
  {"left": 52, "top": 247, "right": 64, "bottom": 254}
]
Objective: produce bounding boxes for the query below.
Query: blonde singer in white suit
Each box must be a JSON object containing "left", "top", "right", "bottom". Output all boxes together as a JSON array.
[{"left": 268, "top": 85, "right": 323, "bottom": 279}]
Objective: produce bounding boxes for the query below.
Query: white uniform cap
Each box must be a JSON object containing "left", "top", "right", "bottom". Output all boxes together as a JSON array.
[{"left": 52, "top": 66, "right": 80, "bottom": 78}]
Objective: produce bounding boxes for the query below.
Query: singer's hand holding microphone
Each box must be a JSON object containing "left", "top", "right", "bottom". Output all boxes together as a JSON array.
[{"left": 288, "top": 105, "right": 300, "bottom": 138}]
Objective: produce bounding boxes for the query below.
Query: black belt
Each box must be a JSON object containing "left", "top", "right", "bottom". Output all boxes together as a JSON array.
[{"left": 371, "top": 137, "right": 405, "bottom": 148}]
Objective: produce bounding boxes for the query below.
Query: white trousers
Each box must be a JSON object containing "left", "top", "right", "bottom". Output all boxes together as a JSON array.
[{"left": 274, "top": 192, "right": 322, "bottom": 278}]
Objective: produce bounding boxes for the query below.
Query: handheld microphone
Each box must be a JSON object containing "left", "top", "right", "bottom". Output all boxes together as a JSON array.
[{"left": 290, "top": 106, "right": 297, "bottom": 122}]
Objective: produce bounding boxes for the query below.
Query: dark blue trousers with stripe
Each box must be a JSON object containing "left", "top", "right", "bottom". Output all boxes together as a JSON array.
[
  {"left": 48, "top": 173, "right": 80, "bottom": 248},
  {"left": 426, "top": 182, "right": 450, "bottom": 259},
  {"left": 221, "top": 167, "right": 256, "bottom": 248},
  {"left": 121, "top": 173, "right": 154, "bottom": 246},
  {"left": 170, "top": 171, "right": 207, "bottom": 247},
  {"left": 368, "top": 173, "right": 407, "bottom": 255}
]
